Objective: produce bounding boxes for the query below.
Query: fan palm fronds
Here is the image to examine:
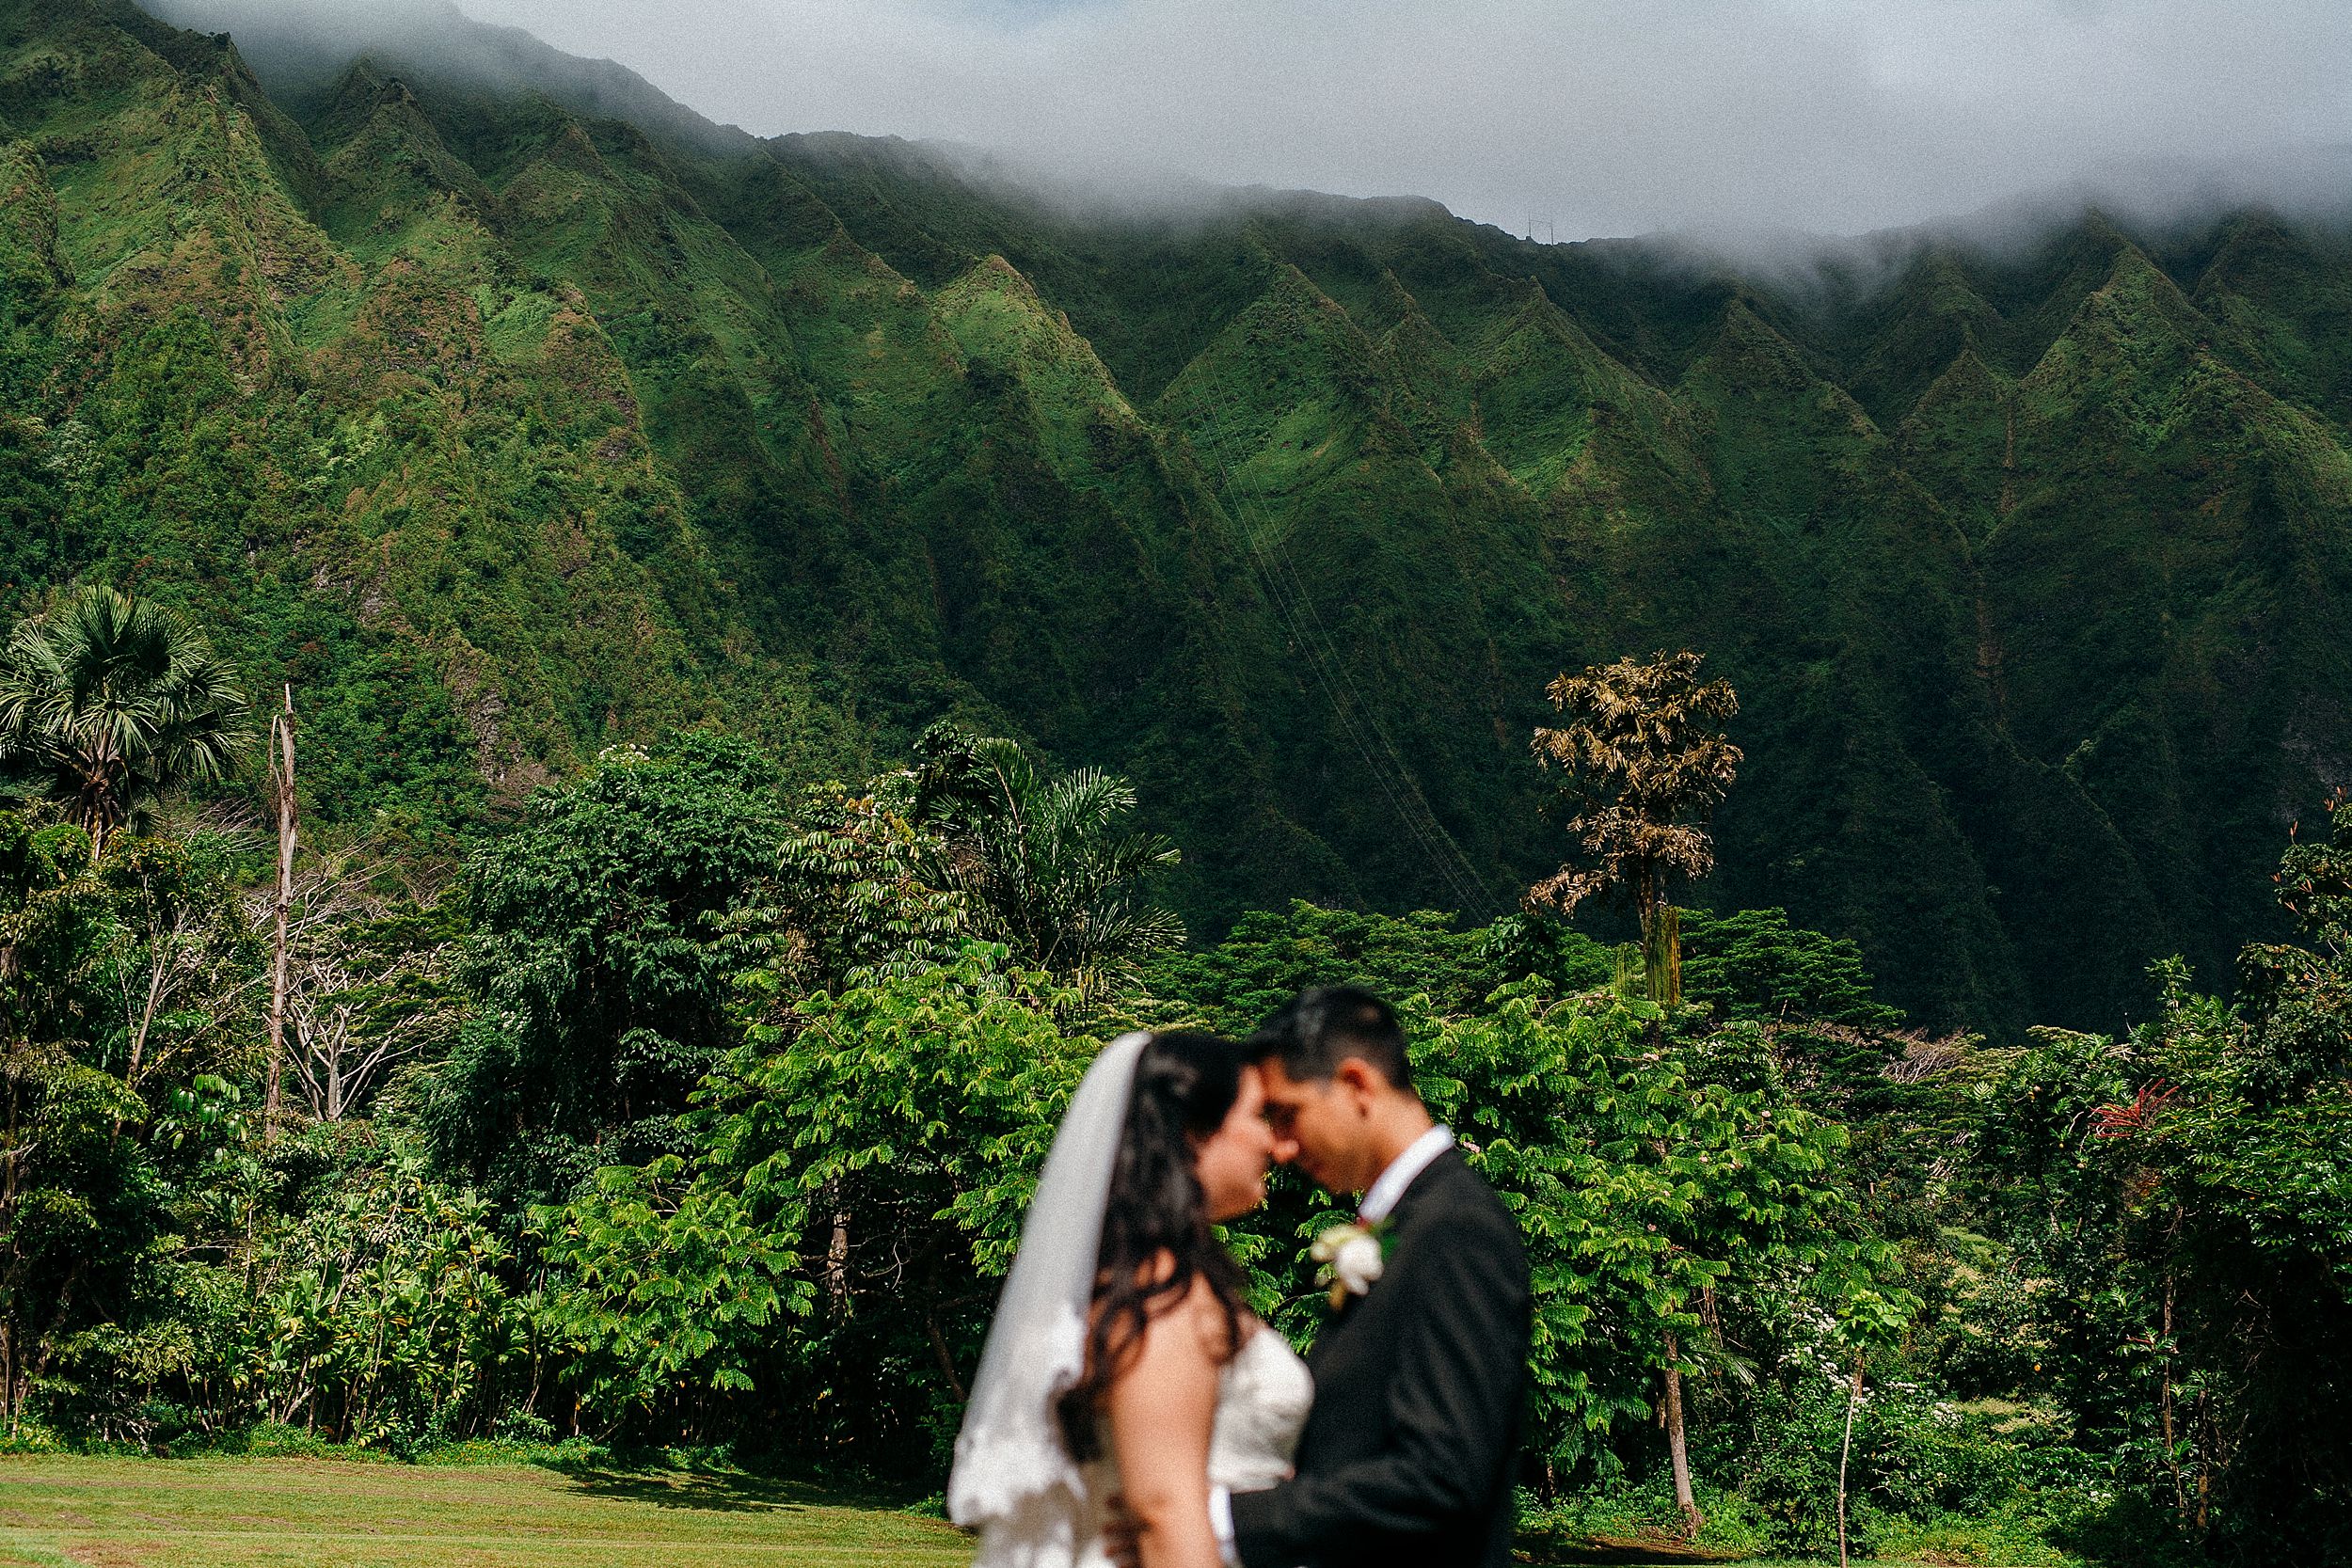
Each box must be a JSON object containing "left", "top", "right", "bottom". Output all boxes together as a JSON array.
[
  {"left": 0, "top": 585, "right": 251, "bottom": 858},
  {"left": 913, "top": 724, "right": 1183, "bottom": 1002}
]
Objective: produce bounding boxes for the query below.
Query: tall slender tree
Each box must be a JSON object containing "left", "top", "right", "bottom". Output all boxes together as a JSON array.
[
  {"left": 1528, "top": 650, "right": 1741, "bottom": 1008},
  {"left": 0, "top": 586, "right": 247, "bottom": 861},
  {"left": 264, "top": 686, "right": 295, "bottom": 1137}
]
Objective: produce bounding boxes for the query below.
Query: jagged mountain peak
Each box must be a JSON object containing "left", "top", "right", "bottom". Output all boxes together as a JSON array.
[
  {"left": 143, "top": 0, "right": 755, "bottom": 156},
  {"left": 4, "top": 0, "right": 2350, "bottom": 1039}
]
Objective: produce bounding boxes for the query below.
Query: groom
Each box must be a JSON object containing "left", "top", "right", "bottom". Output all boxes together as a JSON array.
[{"left": 1226, "top": 985, "right": 1532, "bottom": 1568}]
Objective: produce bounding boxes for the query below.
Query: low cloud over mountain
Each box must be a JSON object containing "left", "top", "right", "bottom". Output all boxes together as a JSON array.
[{"left": 155, "top": 0, "right": 2352, "bottom": 241}]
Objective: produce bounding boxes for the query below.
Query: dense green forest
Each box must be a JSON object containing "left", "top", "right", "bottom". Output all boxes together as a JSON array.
[
  {"left": 2, "top": 1, "right": 2351, "bottom": 1561},
  {"left": 4, "top": 609, "right": 2349, "bottom": 1561},
  {"left": 3, "top": 0, "right": 2349, "bottom": 1032}
]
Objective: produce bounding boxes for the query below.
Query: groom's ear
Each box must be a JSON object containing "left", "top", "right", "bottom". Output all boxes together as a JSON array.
[{"left": 1331, "top": 1057, "right": 1384, "bottom": 1110}]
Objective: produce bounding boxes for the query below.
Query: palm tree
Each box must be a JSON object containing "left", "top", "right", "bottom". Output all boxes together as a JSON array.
[
  {"left": 912, "top": 723, "right": 1183, "bottom": 1002},
  {"left": 0, "top": 586, "right": 250, "bottom": 860}
]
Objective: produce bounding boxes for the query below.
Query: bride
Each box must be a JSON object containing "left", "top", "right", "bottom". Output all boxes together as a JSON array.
[{"left": 948, "top": 1031, "right": 1311, "bottom": 1568}]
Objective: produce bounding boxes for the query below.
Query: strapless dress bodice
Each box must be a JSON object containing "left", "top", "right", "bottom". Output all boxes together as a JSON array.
[
  {"left": 1205, "top": 1323, "right": 1314, "bottom": 1491},
  {"left": 1073, "top": 1324, "right": 1312, "bottom": 1566}
]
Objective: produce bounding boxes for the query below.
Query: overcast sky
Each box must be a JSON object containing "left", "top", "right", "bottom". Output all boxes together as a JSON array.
[{"left": 180, "top": 0, "right": 2352, "bottom": 240}]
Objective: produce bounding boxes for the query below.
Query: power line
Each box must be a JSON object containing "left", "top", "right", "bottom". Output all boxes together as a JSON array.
[
  {"left": 1242, "top": 468, "right": 1492, "bottom": 908},
  {"left": 1182, "top": 365, "right": 1502, "bottom": 915}
]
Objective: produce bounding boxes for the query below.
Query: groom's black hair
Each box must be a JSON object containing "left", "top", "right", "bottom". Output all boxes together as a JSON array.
[{"left": 1248, "top": 985, "right": 1415, "bottom": 1092}]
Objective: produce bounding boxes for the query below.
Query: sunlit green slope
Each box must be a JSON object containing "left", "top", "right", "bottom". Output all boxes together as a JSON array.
[
  {"left": 7, "top": 0, "right": 2350, "bottom": 1032},
  {"left": 0, "top": 0, "right": 860, "bottom": 832}
]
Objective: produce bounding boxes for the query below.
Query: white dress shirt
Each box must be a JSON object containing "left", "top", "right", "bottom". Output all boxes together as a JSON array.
[
  {"left": 1211, "top": 1123, "right": 1455, "bottom": 1563},
  {"left": 1357, "top": 1123, "right": 1454, "bottom": 1224}
]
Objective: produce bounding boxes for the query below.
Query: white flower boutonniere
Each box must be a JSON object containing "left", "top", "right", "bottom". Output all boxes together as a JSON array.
[{"left": 1311, "top": 1218, "right": 1393, "bottom": 1310}]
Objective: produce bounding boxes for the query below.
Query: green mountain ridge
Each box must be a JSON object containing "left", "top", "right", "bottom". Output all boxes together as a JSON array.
[{"left": 4, "top": 0, "right": 2349, "bottom": 1034}]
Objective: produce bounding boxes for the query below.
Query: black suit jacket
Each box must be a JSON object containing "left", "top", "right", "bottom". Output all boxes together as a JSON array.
[{"left": 1232, "top": 1148, "right": 1531, "bottom": 1568}]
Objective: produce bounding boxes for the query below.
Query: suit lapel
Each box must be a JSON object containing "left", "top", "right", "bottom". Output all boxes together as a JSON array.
[{"left": 1302, "top": 1152, "right": 1457, "bottom": 1369}]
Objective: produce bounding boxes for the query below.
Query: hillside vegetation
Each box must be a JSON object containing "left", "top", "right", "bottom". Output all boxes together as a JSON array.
[{"left": 4, "top": 0, "right": 2350, "bottom": 1029}]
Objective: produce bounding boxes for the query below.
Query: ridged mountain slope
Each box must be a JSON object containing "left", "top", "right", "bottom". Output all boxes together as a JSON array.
[{"left": 6, "top": 0, "right": 2351, "bottom": 1032}]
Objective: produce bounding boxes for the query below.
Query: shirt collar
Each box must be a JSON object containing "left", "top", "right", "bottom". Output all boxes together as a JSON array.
[{"left": 1358, "top": 1124, "right": 1454, "bottom": 1224}]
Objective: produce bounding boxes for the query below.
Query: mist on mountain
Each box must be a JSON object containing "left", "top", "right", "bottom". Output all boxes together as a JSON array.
[
  {"left": 142, "top": 0, "right": 760, "bottom": 152},
  {"left": 13, "top": 0, "right": 2352, "bottom": 1038},
  {"left": 147, "top": 0, "right": 2352, "bottom": 248}
]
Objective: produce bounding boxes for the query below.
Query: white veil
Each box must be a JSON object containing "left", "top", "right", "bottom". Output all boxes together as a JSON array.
[{"left": 947, "top": 1029, "right": 1149, "bottom": 1566}]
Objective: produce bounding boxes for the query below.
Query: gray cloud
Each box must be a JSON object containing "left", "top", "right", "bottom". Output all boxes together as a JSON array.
[{"left": 158, "top": 0, "right": 2352, "bottom": 240}]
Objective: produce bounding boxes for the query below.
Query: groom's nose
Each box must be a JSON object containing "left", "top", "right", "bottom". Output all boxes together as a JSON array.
[{"left": 1269, "top": 1132, "right": 1302, "bottom": 1165}]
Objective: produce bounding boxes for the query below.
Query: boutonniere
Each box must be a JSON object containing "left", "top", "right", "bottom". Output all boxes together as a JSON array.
[{"left": 1311, "top": 1217, "right": 1394, "bottom": 1310}]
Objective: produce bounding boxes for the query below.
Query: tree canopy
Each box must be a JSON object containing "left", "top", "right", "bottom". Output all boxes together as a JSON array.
[{"left": 0, "top": 587, "right": 247, "bottom": 858}]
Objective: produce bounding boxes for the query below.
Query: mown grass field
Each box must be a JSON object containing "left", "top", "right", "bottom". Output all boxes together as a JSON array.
[
  {"left": 0, "top": 1456, "right": 2065, "bottom": 1568},
  {"left": 0, "top": 1457, "right": 971, "bottom": 1568}
]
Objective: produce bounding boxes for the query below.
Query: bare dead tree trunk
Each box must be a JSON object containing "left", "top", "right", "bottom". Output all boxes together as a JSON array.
[
  {"left": 1837, "top": 1352, "right": 1867, "bottom": 1568},
  {"left": 125, "top": 948, "right": 168, "bottom": 1090},
  {"left": 1662, "top": 1330, "right": 1702, "bottom": 1536},
  {"left": 320, "top": 1006, "right": 359, "bottom": 1128},
  {"left": 265, "top": 687, "right": 296, "bottom": 1139}
]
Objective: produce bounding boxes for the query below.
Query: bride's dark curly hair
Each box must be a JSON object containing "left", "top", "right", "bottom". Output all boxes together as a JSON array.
[{"left": 1056, "top": 1031, "right": 1252, "bottom": 1461}]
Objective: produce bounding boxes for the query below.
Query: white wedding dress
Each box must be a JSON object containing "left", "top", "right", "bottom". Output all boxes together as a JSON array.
[
  {"left": 1073, "top": 1324, "right": 1315, "bottom": 1567},
  {"left": 948, "top": 1035, "right": 1316, "bottom": 1568}
]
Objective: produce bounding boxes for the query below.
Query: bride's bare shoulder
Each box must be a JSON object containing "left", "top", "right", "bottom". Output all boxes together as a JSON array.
[
  {"left": 1169, "top": 1275, "right": 1252, "bottom": 1359},
  {"left": 1097, "top": 1253, "right": 1248, "bottom": 1365}
]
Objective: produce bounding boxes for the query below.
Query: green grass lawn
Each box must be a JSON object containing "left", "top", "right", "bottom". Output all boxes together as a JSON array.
[
  {"left": 0, "top": 1456, "right": 2067, "bottom": 1567},
  {"left": 0, "top": 1456, "right": 970, "bottom": 1568}
]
